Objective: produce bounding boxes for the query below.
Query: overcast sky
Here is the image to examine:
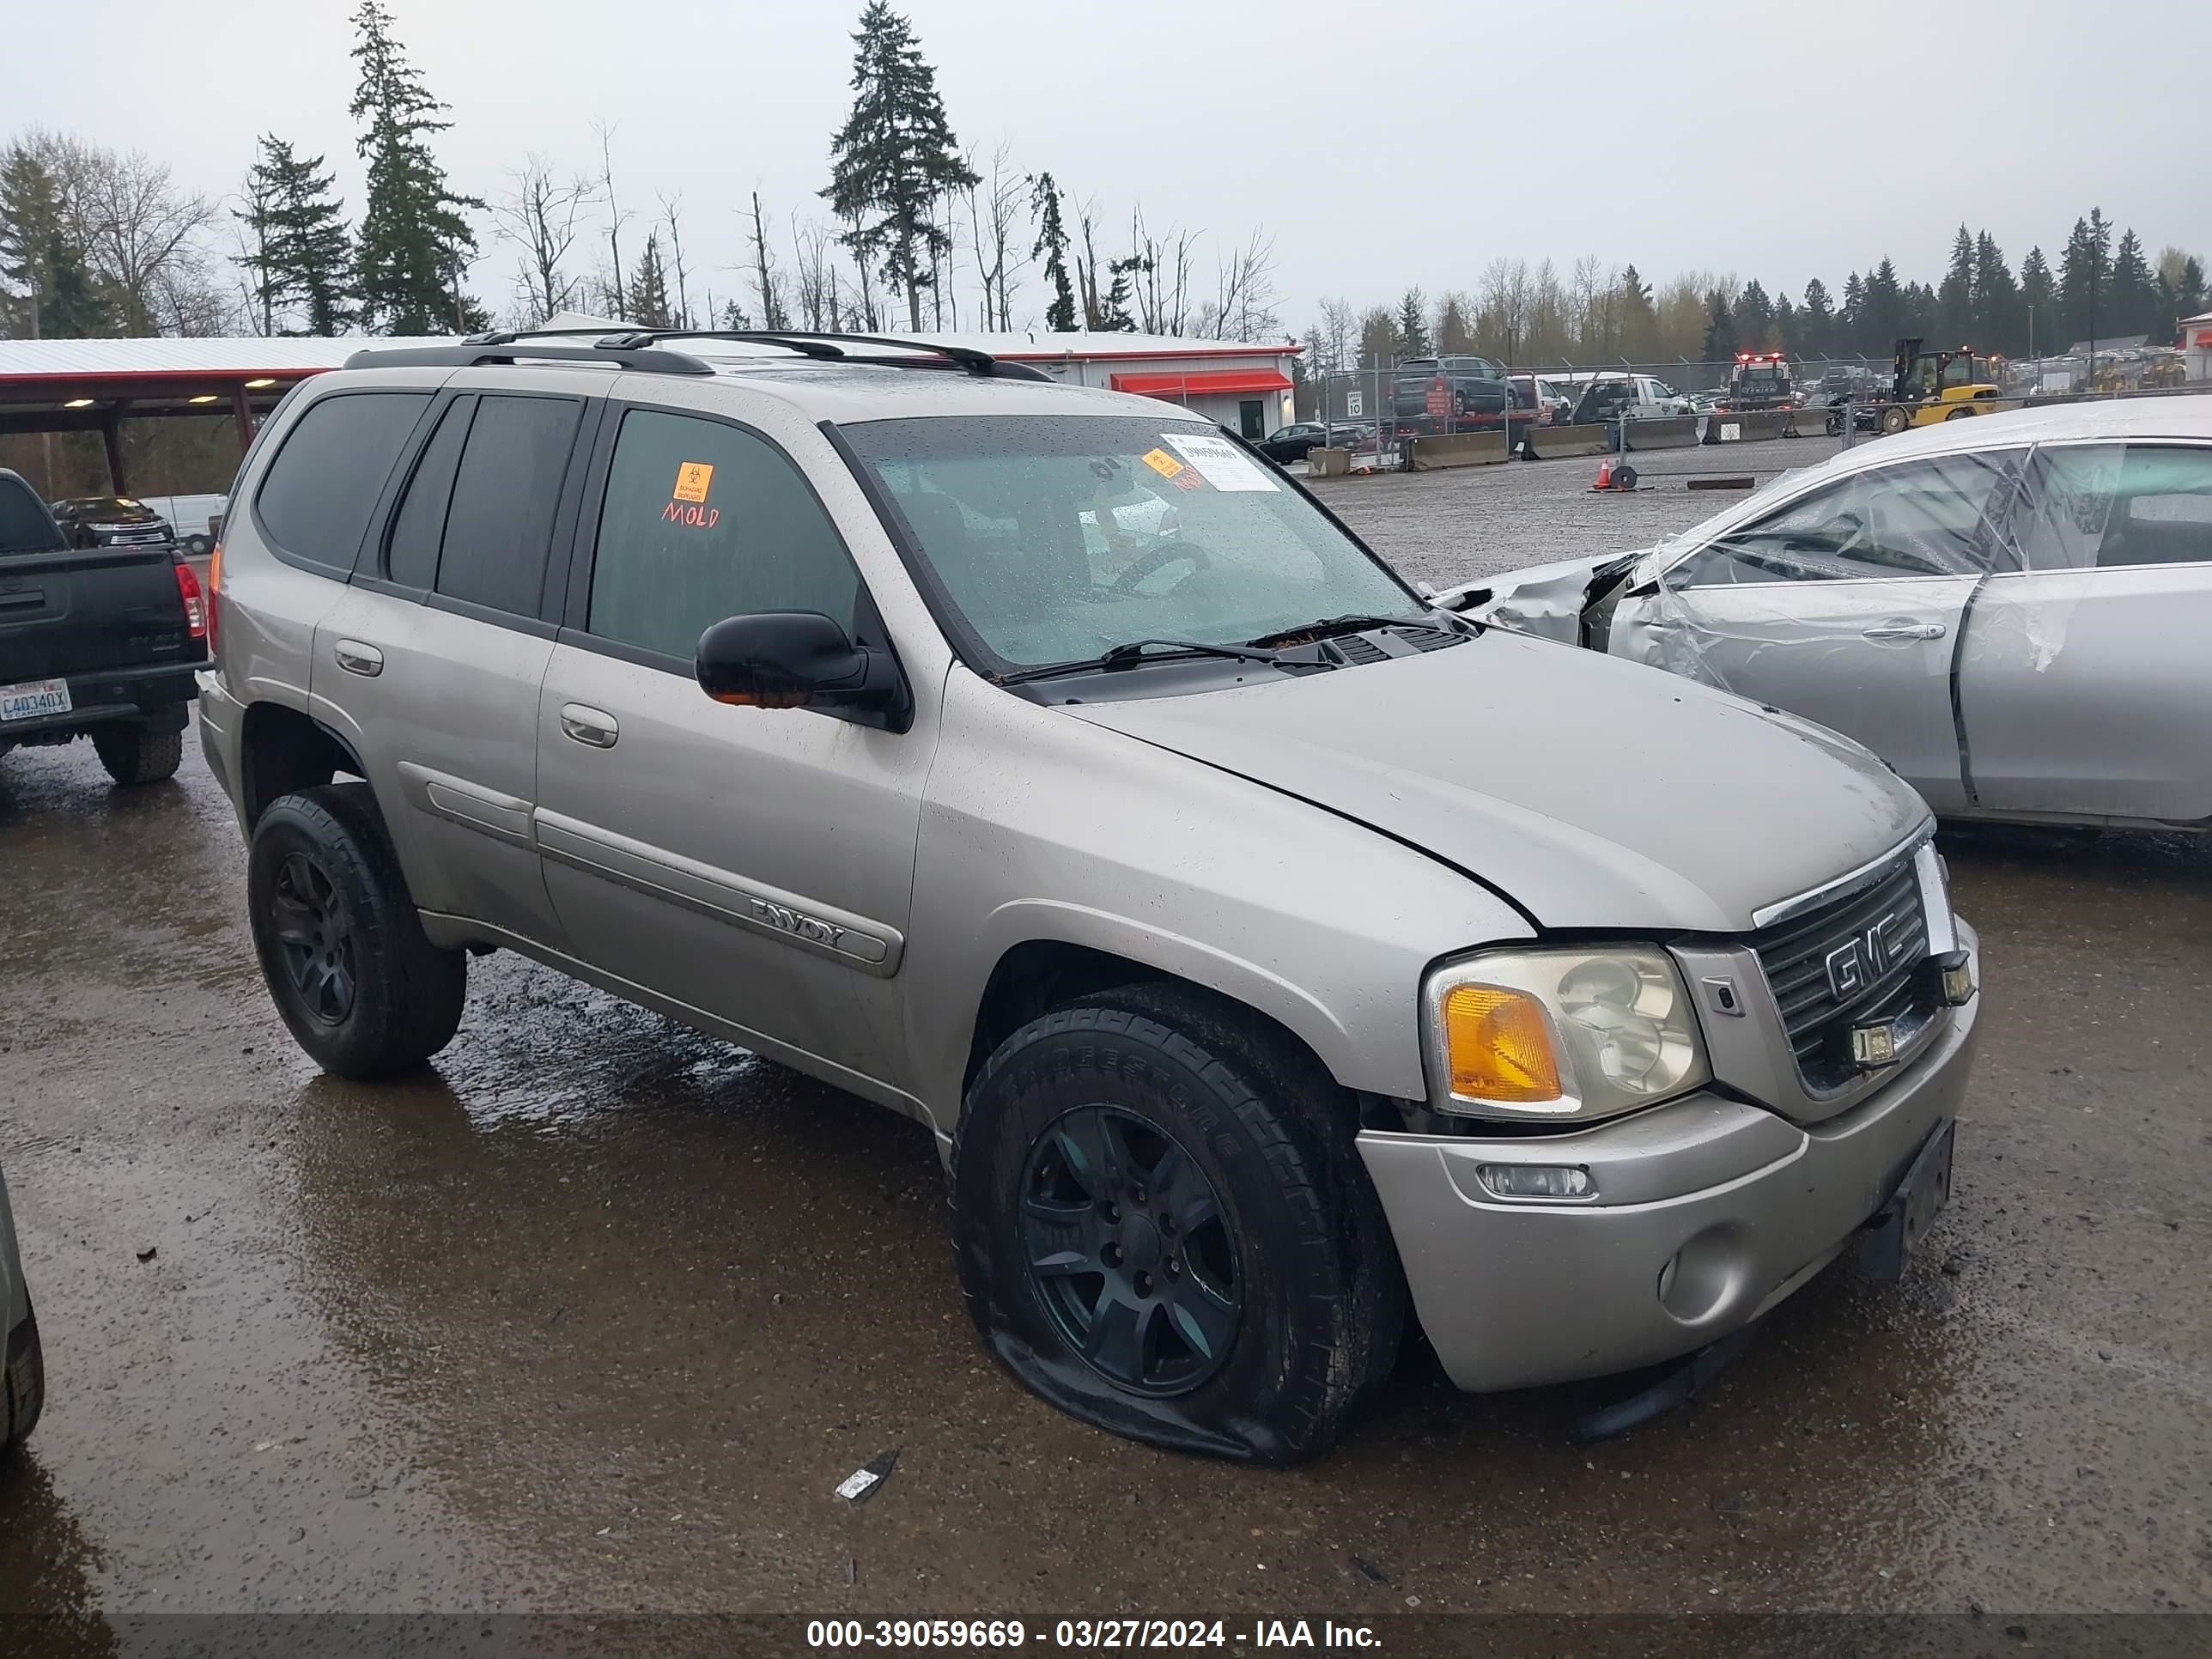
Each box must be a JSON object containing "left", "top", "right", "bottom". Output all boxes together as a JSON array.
[{"left": 11, "top": 0, "right": 2209, "bottom": 331}]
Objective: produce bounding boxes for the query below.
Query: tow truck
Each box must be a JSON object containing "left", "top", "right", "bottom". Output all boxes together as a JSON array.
[{"left": 1718, "top": 351, "right": 1793, "bottom": 411}]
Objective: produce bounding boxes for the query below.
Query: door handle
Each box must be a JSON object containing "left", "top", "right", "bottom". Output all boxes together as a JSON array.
[
  {"left": 1862, "top": 621, "right": 1947, "bottom": 642},
  {"left": 559, "top": 703, "right": 618, "bottom": 748},
  {"left": 332, "top": 639, "right": 384, "bottom": 676}
]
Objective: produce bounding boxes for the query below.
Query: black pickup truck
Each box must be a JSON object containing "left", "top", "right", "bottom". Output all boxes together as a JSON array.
[{"left": 0, "top": 468, "right": 205, "bottom": 785}]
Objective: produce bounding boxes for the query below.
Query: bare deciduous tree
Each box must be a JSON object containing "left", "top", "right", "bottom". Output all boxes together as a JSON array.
[
  {"left": 1200, "top": 228, "right": 1279, "bottom": 343},
  {"left": 658, "top": 191, "right": 694, "bottom": 330},
  {"left": 591, "top": 118, "right": 631, "bottom": 322},
  {"left": 55, "top": 139, "right": 216, "bottom": 335},
  {"left": 748, "top": 191, "right": 790, "bottom": 331},
  {"left": 490, "top": 155, "right": 594, "bottom": 325},
  {"left": 791, "top": 216, "right": 839, "bottom": 331}
]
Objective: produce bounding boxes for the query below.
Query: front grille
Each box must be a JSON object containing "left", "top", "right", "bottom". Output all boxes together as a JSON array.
[{"left": 1748, "top": 853, "right": 1933, "bottom": 1091}]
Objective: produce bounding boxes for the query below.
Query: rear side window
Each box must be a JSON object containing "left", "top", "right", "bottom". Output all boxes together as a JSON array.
[
  {"left": 383, "top": 397, "right": 474, "bottom": 590},
  {"left": 434, "top": 395, "right": 581, "bottom": 617},
  {"left": 585, "top": 409, "right": 861, "bottom": 661},
  {"left": 2021, "top": 444, "right": 2212, "bottom": 570},
  {"left": 255, "top": 392, "right": 431, "bottom": 569},
  {"left": 0, "top": 477, "right": 62, "bottom": 555}
]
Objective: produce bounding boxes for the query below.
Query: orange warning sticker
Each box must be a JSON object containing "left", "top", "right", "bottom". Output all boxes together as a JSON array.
[
  {"left": 1139, "top": 447, "right": 1184, "bottom": 480},
  {"left": 673, "top": 461, "right": 714, "bottom": 502}
]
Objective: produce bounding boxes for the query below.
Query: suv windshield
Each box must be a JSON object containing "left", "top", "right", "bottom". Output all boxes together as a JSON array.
[{"left": 840, "top": 415, "right": 1420, "bottom": 672}]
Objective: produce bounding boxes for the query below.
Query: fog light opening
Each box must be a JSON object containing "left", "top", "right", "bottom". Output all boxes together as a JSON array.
[{"left": 1475, "top": 1163, "right": 1595, "bottom": 1202}]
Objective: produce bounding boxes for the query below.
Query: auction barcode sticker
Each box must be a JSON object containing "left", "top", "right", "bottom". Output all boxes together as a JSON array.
[{"left": 1162, "top": 431, "right": 1279, "bottom": 491}]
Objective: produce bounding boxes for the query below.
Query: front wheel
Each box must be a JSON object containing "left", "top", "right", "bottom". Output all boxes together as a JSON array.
[
  {"left": 3, "top": 1305, "right": 42, "bottom": 1454},
  {"left": 1880, "top": 404, "right": 1912, "bottom": 435},
  {"left": 952, "top": 988, "right": 1402, "bottom": 1463},
  {"left": 247, "top": 782, "right": 466, "bottom": 1079}
]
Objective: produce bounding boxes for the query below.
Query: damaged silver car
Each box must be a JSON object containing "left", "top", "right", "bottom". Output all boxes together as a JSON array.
[{"left": 1453, "top": 400, "right": 2212, "bottom": 830}]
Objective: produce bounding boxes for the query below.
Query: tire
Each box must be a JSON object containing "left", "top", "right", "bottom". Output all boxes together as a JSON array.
[
  {"left": 952, "top": 986, "right": 1403, "bottom": 1464},
  {"left": 182, "top": 533, "right": 214, "bottom": 557},
  {"left": 1944, "top": 405, "right": 1976, "bottom": 421},
  {"left": 3, "top": 1305, "right": 42, "bottom": 1455},
  {"left": 1880, "top": 404, "right": 1912, "bottom": 435},
  {"left": 247, "top": 782, "right": 466, "bottom": 1079},
  {"left": 93, "top": 724, "right": 183, "bottom": 786}
]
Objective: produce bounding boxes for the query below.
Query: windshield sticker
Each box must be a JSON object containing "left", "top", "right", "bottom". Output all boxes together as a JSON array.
[
  {"left": 1139, "top": 447, "right": 1185, "bottom": 481},
  {"left": 672, "top": 461, "right": 715, "bottom": 503},
  {"left": 1162, "top": 431, "right": 1279, "bottom": 492}
]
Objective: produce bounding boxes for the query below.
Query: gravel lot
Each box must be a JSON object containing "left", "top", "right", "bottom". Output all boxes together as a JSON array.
[{"left": 1309, "top": 434, "right": 1846, "bottom": 587}]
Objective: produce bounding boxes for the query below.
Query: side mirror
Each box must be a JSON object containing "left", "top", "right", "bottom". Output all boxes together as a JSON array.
[{"left": 696, "top": 611, "right": 907, "bottom": 726}]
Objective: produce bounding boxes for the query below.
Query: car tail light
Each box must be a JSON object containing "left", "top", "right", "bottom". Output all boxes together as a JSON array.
[
  {"left": 175, "top": 559, "right": 207, "bottom": 641},
  {"left": 204, "top": 544, "right": 222, "bottom": 653}
]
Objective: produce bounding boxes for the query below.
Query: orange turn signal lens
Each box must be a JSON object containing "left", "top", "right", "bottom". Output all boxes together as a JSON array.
[{"left": 1441, "top": 984, "right": 1562, "bottom": 1103}]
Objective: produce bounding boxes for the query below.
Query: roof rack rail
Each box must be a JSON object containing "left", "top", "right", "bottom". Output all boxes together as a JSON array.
[
  {"left": 346, "top": 325, "right": 1053, "bottom": 382},
  {"left": 343, "top": 333, "right": 718, "bottom": 376}
]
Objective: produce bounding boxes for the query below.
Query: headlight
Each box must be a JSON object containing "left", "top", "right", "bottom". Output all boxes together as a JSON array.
[{"left": 1424, "top": 946, "right": 1711, "bottom": 1121}]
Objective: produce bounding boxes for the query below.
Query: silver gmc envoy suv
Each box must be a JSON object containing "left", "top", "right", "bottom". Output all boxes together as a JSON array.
[{"left": 199, "top": 329, "right": 1980, "bottom": 1462}]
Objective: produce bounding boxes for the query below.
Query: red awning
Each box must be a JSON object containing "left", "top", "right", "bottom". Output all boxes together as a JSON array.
[{"left": 1109, "top": 368, "right": 1293, "bottom": 398}]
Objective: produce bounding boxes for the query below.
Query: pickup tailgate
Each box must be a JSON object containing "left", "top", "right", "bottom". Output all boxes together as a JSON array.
[{"left": 0, "top": 545, "right": 198, "bottom": 680}]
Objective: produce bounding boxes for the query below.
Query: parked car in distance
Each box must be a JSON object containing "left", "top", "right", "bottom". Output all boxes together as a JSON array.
[
  {"left": 1569, "top": 374, "right": 1694, "bottom": 425},
  {"left": 135, "top": 492, "right": 229, "bottom": 557},
  {"left": 47, "top": 495, "right": 178, "bottom": 552},
  {"left": 1510, "top": 374, "right": 1574, "bottom": 425},
  {"left": 1, "top": 471, "right": 207, "bottom": 784},
  {"left": 1390, "top": 355, "right": 1516, "bottom": 431},
  {"left": 1, "top": 1161, "right": 43, "bottom": 1458},
  {"left": 1454, "top": 399, "right": 2212, "bottom": 830},
  {"left": 1255, "top": 422, "right": 1371, "bottom": 464},
  {"left": 199, "top": 328, "right": 1980, "bottom": 1463}
]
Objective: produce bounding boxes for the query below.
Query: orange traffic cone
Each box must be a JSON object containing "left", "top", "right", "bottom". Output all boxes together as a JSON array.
[{"left": 1590, "top": 458, "right": 1614, "bottom": 490}]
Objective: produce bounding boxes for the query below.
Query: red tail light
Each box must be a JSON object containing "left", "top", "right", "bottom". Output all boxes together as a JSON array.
[{"left": 177, "top": 557, "right": 207, "bottom": 642}]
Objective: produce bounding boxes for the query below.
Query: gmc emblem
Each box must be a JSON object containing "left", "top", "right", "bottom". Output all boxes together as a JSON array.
[{"left": 1824, "top": 924, "right": 1893, "bottom": 1001}]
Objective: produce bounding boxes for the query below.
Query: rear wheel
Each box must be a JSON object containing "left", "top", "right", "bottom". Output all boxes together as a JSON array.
[
  {"left": 247, "top": 782, "right": 466, "bottom": 1079},
  {"left": 952, "top": 987, "right": 1402, "bottom": 1463},
  {"left": 3, "top": 1304, "right": 42, "bottom": 1455},
  {"left": 1944, "top": 405, "right": 1977, "bottom": 421},
  {"left": 93, "top": 724, "right": 183, "bottom": 785}
]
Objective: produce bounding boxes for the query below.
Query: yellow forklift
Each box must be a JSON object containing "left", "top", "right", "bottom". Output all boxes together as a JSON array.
[{"left": 1876, "top": 337, "right": 2002, "bottom": 434}]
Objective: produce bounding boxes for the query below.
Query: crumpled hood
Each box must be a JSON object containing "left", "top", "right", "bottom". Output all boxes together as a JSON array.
[{"left": 1068, "top": 631, "right": 1929, "bottom": 933}]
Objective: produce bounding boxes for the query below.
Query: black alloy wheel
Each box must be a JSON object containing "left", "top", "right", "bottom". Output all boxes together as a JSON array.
[
  {"left": 1019, "top": 1103, "right": 1239, "bottom": 1395},
  {"left": 267, "top": 850, "right": 357, "bottom": 1025}
]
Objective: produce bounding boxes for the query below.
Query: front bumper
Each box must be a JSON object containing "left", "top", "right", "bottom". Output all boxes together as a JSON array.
[{"left": 1358, "top": 923, "right": 1981, "bottom": 1394}]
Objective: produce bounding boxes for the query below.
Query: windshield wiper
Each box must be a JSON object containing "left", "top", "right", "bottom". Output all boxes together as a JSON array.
[
  {"left": 996, "top": 638, "right": 1284, "bottom": 686},
  {"left": 1243, "top": 613, "right": 1430, "bottom": 648}
]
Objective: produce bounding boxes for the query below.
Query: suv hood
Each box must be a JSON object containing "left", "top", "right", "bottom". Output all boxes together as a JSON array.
[{"left": 1067, "top": 632, "right": 1928, "bottom": 933}]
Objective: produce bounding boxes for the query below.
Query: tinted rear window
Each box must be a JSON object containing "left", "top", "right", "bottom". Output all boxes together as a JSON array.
[
  {"left": 0, "top": 478, "right": 63, "bottom": 554},
  {"left": 434, "top": 395, "right": 580, "bottom": 617},
  {"left": 256, "top": 392, "right": 431, "bottom": 569}
]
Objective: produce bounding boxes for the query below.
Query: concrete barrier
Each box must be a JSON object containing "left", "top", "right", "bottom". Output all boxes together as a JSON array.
[
  {"left": 1407, "top": 430, "right": 1510, "bottom": 470},
  {"left": 1518, "top": 422, "right": 1612, "bottom": 459},
  {"left": 1626, "top": 415, "right": 1700, "bottom": 451},
  {"left": 1307, "top": 447, "right": 1352, "bottom": 477}
]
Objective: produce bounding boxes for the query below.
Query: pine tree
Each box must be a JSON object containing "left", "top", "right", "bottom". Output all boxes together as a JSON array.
[
  {"left": 1799, "top": 278, "right": 1835, "bottom": 358},
  {"left": 235, "top": 135, "right": 356, "bottom": 335},
  {"left": 2019, "top": 246, "right": 2055, "bottom": 356},
  {"left": 626, "top": 232, "right": 674, "bottom": 329},
  {"left": 1735, "top": 278, "right": 1773, "bottom": 348},
  {"left": 349, "top": 0, "right": 483, "bottom": 334},
  {"left": 1771, "top": 290, "right": 1797, "bottom": 354},
  {"left": 1700, "top": 291, "right": 1738, "bottom": 363},
  {"left": 1028, "top": 172, "right": 1075, "bottom": 331},
  {"left": 2109, "top": 229, "right": 2152, "bottom": 339},
  {"left": 2177, "top": 256, "right": 2206, "bottom": 327},
  {"left": 1972, "top": 232, "right": 2021, "bottom": 356},
  {"left": 822, "top": 2, "right": 979, "bottom": 331},
  {"left": 1937, "top": 224, "right": 1975, "bottom": 344},
  {"left": 2057, "top": 210, "right": 2112, "bottom": 352},
  {"left": 1615, "top": 264, "right": 1657, "bottom": 357},
  {"left": 1839, "top": 271, "right": 1866, "bottom": 354},
  {"left": 42, "top": 229, "right": 113, "bottom": 338},
  {"left": 0, "top": 143, "right": 69, "bottom": 338},
  {"left": 1395, "top": 287, "right": 1430, "bottom": 358},
  {"left": 1859, "top": 259, "right": 1905, "bottom": 355}
]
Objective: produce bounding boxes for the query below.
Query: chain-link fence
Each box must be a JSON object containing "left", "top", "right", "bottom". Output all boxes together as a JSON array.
[{"left": 1289, "top": 353, "right": 2211, "bottom": 471}]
